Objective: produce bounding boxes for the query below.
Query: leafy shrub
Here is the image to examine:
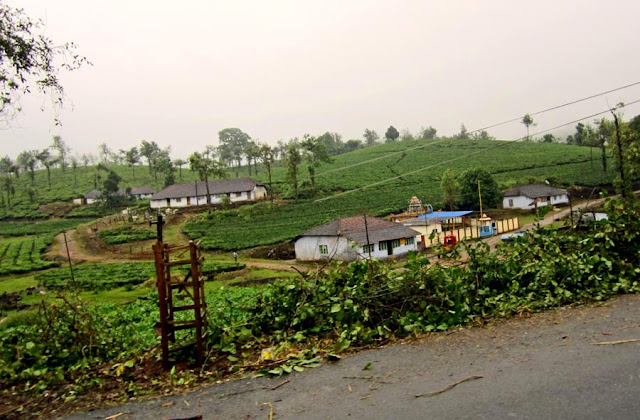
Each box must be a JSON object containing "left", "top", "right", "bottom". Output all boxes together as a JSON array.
[
  {"left": 0, "top": 218, "right": 94, "bottom": 236},
  {"left": 98, "top": 225, "right": 156, "bottom": 244},
  {"left": 0, "top": 235, "right": 59, "bottom": 275}
]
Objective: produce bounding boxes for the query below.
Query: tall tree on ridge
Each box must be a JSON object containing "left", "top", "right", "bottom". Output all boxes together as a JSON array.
[
  {"left": 125, "top": 147, "right": 140, "bottom": 180},
  {"left": 139, "top": 140, "right": 160, "bottom": 175},
  {"left": 363, "top": 129, "right": 379, "bottom": 146},
  {"left": 218, "top": 128, "right": 251, "bottom": 177},
  {"left": 301, "top": 134, "right": 331, "bottom": 189},
  {"left": 522, "top": 114, "right": 535, "bottom": 141},
  {"left": 36, "top": 148, "right": 55, "bottom": 190},
  {"left": 259, "top": 143, "right": 275, "bottom": 202},
  {"left": 173, "top": 158, "right": 186, "bottom": 179},
  {"left": 51, "top": 136, "right": 70, "bottom": 172},
  {"left": 17, "top": 150, "right": 37, "bottom": 185},
  {"left": 385, "top": 126, "right": 399, "bottom": 142},
  {"left": 285, "top": 142, "right": 302, "bottom": 199},
  {"left": 189, "top": 150, "right": 226, "bottom": 205}
]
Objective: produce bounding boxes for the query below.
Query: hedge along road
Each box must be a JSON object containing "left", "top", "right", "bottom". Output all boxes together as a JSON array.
[{"left": 64, "top": 293, "right": 640, "bottom": 419}]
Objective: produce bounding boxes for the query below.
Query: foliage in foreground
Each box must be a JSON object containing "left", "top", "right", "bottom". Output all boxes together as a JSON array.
[{"left": 1, "top": 199, "right": 639, "bottom": 398}]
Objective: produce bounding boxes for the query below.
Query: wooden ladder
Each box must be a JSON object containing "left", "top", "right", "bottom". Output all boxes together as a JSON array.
[{"left": 153, "top": 240, "right": 207, "bottom": 368}]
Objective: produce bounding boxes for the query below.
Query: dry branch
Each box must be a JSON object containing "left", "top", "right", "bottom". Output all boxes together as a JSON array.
[
  {"left": 593, "top": 339, "right": 640, "bottom": 346},
  {"left": 415, "top": 375, "right": 483, "bottom": 398}
]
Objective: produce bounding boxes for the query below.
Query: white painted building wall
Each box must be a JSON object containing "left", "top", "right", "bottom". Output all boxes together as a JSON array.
[
  {"left": 150, "top": 199, "right": 165, "bottom": 209},
  {"left": 503, "top": 193, "right": 569, "bottom": 210},
  {"left": 295, "top": 236, "right": 357, "bottom": 261},
  {"left": 149, "top": 186, "right": 266, "bottom": 209},
  {"left": 295, "top": 235, "right": 418, "bottom": 261}
]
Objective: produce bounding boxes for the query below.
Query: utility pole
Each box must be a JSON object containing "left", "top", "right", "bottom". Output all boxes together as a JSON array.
[
  {"left": 611, "top": 110, "right": 631, "bottom": 201},
  {"left": 477, "top": 179, "right": 483, "bottom": 216},
  {"left": 363, "top": 210, "right": 372, "bottom": 259}
]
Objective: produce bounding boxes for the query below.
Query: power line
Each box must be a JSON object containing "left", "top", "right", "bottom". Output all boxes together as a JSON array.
[
  {"left": 315, "top": 100, "right": 640, "bottom": 203},
  {"left": 472, "top": 81, "right": 640, "bottom": 133},
  {"left": 315, "top": 81, "right": 640, "bottom": 179}
]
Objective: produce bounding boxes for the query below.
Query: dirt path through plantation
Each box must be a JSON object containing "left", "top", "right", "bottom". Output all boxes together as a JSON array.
[
  {"left": 51, "top": 230, "right": 135, "bottom": 263},
  {"left": 51, "top": 229, "right": 310, "bottom": 273}
]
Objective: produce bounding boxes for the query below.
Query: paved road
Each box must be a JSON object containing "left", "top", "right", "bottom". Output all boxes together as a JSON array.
[{"left": 66, "top": 293, "right": 640, "bottom": 419}]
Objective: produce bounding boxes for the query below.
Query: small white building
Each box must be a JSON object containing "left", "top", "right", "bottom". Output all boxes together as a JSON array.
[
  {"left": 295, "top": 216, "right": 418, "bottom": 262},
  {"left": 502, "top": 184, "right": 569, "bottom": 210},
  {"left": 120, "top": 186, "right": 156, "bottom": 200},
  {"left": 83, "top": 189, "right": 102, "bottom": 205},
  {"left": 150, "top": 178, "right": 267, "bottom": 209},
  {"left": 75, "top": 186, "right": 156, "bottom": 205}
]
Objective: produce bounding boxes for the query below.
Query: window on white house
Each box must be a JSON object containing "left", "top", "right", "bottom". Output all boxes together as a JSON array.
[
  {"left": 234, "top": 192, "right": 242, "bottom": 197},
  {"left": 363, "top": 244, "right": 374, "bottom": 254},
  {"left": 508, "top": 199, "right": 514, "bottom": 207},
  {"left": 175, "top": 198, "right": 182, "bottom": 203},
  {"left": 319, "top": 245, "right": 328, "bottom": 255},
  {"left": 406, "top": 237, "right": 414, "bottom": 245},
  {"left": 391, "top": 239, "right": 400, "bottom": 248},
  {"left": 379, "top": 241, "right": 387, "bottom": 250}
]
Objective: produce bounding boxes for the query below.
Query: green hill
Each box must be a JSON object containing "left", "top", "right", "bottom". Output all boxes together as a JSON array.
[
  {"left": 0, "top": 164, "right": 199, "bottom": 220},
  {"left": 184, "top": 139, "right": 615, "bottom": 250}
]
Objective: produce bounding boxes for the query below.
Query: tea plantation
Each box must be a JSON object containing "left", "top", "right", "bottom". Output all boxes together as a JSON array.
[{"left": 185, "top": 139, "right": 614, "bottom": 250}]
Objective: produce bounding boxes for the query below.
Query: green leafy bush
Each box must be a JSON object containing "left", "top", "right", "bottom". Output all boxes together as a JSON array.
[
  {"left": 98, "top": 225, "right": 156, "bottom": 244},
  {"left": 0, "top": 235, "right": 59, "bottom": 274},
  {"left": 0, "top": 218, "right": 94, "bottom": 236}
]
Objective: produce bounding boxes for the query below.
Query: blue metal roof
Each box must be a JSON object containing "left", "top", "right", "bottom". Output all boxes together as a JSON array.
[{"left": 417, "top": 210, "right": 473, "bottom": 219}]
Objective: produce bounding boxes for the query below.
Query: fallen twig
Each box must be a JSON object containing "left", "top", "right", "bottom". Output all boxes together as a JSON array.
[
  {"left": 271, "top": 378, "right": 291, "bottom": 390},
  {"left": 593, "top": 339, "right": 640, "bottom": 346},
  {"left": 263, "top": 402, "right": 274, "bottom": 420},
  {"left": 415, "top": 375, "right": 483, "bottom": 398},
  {"left": 105, "top": 413, "right": 127, "bottom": 420}
]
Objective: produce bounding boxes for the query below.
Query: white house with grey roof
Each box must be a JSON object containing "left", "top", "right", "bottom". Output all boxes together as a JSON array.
[
  {"left": 295, "top": 216, "right": 418, "bottom": 262},
  {"left": 502, "top": 184, "right": 569, "bottom": 210},
  {"left": 150, "top": 177, "right": 267, "bottom": 209},
  {"left": 74, "top": 186, "right": 157, "bottom": 205}
]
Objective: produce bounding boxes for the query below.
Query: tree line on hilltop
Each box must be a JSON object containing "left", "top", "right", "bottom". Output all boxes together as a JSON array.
[{"left": 1, "top": 110, "right": 640, "bottom": 209}]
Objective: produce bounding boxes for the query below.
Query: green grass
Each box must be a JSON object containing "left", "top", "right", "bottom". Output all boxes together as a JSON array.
[
  {"left": 185, "top": 139, "right": 615, "bottom": 250},
  {"left": 0, "top": 274, "right": 38, "bottom": 294}
]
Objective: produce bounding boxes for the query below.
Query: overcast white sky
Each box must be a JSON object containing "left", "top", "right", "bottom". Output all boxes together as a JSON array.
[{"left": 2, "top": 0, "right": 640, "bottom": 159}]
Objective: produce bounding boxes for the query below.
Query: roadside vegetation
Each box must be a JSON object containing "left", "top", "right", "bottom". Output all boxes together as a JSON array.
[{"left": 0, "top": 198, "right": 638, "bottom": 417}]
